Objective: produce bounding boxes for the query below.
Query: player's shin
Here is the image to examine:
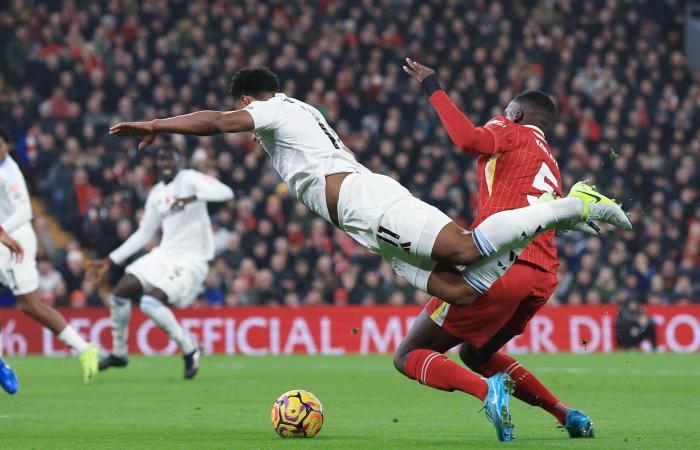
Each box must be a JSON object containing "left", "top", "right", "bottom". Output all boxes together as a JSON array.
[
  {"left": 57, "top": 324, "right": 89, "bottom": 354},
  {"left": 403, "top": 349, "right": 488, "bottom": 400},
  {"left": 111, "top": 295, "right": 132, "bottom": 357},
  {"left": 471, "top": 198, "right": 583, "bottom": 257},
  {"left": 139, "top": 295, "right": 196, "bottom": 354},
  {"left": 477, "top": 352, "right": 569, "bottom": 425}
]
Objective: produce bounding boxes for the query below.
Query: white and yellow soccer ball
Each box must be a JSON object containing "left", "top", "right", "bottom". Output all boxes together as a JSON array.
[{"left": 270, "top": 389, "right": 324, "bottom": 438}]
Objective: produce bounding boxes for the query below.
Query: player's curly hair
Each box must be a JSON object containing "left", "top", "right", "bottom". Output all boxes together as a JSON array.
[{"left": 228, "top": 66, "right": 280, "bottom": 99}]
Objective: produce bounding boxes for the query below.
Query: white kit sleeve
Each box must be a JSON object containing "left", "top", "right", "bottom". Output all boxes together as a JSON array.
[{"left": 109, "top": 195, "right": 162, "bottom": 265}]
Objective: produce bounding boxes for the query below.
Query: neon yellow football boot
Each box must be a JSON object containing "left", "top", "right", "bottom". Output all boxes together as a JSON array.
[
  {"left": 538, "top": 191, "right": 601, "bottom": 236},
  {"left": 79, "top": 343, "right": 100, "bottom": 384},
  {"left": 567, "top": 180, "right": 632, "bottom": 231}
]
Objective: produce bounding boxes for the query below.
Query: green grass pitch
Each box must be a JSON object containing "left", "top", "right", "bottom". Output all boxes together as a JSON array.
[{"left": 1, "top": 353, "right": 699, "bottom": 449}]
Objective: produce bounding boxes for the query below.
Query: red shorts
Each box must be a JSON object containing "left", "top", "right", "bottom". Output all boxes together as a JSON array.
[{"left": 424, "top": 261, "right": 558, "bottom": 348}]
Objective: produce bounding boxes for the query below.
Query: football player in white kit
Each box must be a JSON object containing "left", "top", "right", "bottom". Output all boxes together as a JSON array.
[
  {"left": 0, "top": 126, "right": 100, "bottom": 384},
  {"left": 109, "top": 67, "right": 630, "bottom": 307},
  {"left": 89, "top": 144, "right": 233, "bottom": 379}
]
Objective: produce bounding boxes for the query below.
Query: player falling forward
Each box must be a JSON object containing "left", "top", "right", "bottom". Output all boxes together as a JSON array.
[
  {"left": 0, "top": 227, "right": 22, "bottom": 394},
  {"left": 0, "top": 126, "right": 100, "bottom": 384},
  {"left": 108, "top": 66, "right": 630, "bottom": 314},
  {"left": 397, "top": 58, "right": 609, "bottom": 441},
  {"left": 89, "top": 145, "right": 233, "bottom": 379}
]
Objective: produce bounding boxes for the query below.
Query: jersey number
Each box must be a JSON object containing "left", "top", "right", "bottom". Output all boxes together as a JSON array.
[
  {"left": 317, "top": 121, "right": 340, "bottom": 149},
  {"left": 527, "top": 162, "right": 558, "bottom": 205}
]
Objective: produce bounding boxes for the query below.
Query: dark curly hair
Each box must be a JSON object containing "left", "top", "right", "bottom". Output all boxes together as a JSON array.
[{"left": 228, "top": 66, "right": 280, "bottom": 99}]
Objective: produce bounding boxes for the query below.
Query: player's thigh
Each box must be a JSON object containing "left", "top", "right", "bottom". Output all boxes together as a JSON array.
[
  {"left": 0, "top": 235, "right": 38, "bottom": 296},
  {"left": 428, "top": 263, "right": 538, "bottom": 349},
  {"left": 394, "top": 310, "right": 462, "bottom": 372},
  {"left": 377, "top": 194, "right": 453, "bottom": 260},
  {"left": 497, "top": 265, "right": 557, "bottom": 340},
  {"left": 425, "top": 263, "right": 480, "bottom": 306}
]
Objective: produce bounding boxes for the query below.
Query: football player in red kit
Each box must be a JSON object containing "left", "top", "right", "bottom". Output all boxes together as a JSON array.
[{"left": 396, "top": 58, "right": 596, "bottom": 441}]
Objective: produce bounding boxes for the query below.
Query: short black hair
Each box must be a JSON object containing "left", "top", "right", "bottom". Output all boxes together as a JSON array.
[
  {"left": 514, "top": 90, "right": 557, "bottom": 126},
  {"left": 0, "top": 125, "right": 11, "bottom": 144},
  {"left": 228, "top": 66, "right": 280, "bottom": 99}
]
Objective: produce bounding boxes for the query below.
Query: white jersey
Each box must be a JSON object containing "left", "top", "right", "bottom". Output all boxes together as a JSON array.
[
  {"left": 110, "top": 169, "right": 233, "bottom": 265},
  {"left": 0, "top": 154, "right": 34, "bottom": 239},
  {"left": 244, "top": 93, "right": 369, "bottom": 223}
]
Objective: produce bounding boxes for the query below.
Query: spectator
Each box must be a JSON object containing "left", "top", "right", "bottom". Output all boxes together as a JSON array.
[{"left": 0, "top": 0, "right": 696, "bottom": 308}]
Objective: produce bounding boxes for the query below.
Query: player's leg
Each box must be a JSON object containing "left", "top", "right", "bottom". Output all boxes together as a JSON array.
[
  {"left": 396, "top": 308, "right": 516, "bottom": 442},
  {"left": 7, "top": 233, "right": 100, "bottom": 383},
  {"left": 100, "top": 273, "right": 144, "bottom": 371},
  {"left": 459, "top": 268, "right": 593, "bottom": 438},
  {"left": 15, "top": 291, "right": 100, "bottom": 383},
  {"left": 139, "top": 288, "right": 200, "bottom": 379},
  {"left": 432, "top": 181, "right": 632, "bottom": 268},
  {"left": 393, "top": 310, "right": 487, "bottom": 400}
]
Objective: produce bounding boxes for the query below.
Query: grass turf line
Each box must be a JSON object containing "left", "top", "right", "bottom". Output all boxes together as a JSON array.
[{"left": 1, "top": 353, "right": 698, "bottom": 449}]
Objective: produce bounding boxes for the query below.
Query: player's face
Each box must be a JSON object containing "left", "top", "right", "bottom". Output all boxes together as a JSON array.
[
  {"left": 156, "top": 149, "right": 179, "bottom": 183},
  {"left": 0, "top": 138, "right": 7, "bottom": 160}
]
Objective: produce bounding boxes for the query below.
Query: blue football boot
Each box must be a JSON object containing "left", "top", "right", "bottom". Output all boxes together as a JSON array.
[
  {"left": 0, "top": 356, "right": 19, "bottom": 394},
  {"left": 483, "top": 373, "right": 515, "bottom": 441},
  {"left": 564, "top": 409, "right": 594, "bottom": 438}
]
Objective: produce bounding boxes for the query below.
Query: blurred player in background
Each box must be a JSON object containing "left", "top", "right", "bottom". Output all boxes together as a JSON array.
[
  {"left": 0, "top": 226, "right": 23, "bottom": 393},
  {"left": 108, "top": 66, "right": 629, "bottom": 316},
  {"left": 0, "top": 126, "right": 100, "bottom": 384},
  {"left": 89, "top": 144, "right": 233, "bottom": 379},
  {"left": 395, "top": 59, "right": 599, "bottom": 441}
]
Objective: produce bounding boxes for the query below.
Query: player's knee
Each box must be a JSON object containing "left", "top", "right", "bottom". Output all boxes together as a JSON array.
[
  {"left": 392, "top": 349, "right": 409, "bottom": 374},
  {"left": 459, "top": 343, "right": 482, "bottom": 370},
  {"left": 113, "top": 275, "right": 142, "bottom": 300}
]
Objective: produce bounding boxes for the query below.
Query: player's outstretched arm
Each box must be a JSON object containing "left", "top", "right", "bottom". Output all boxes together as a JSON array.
[
  {"left": 109, "top": 110, "right": 255, "bottom": 150},
  {"left": 403, "top": 58, "right": 495, "bottom": 156}
]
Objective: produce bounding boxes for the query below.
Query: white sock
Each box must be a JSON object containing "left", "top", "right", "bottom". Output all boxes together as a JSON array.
[
  {"left": 472, "top": 198, "right": 583, "bottom": 256},
  {"left": 140, "top": 295, "right": 196, "bottom": 355},
  {"left": 111, "top": 295, "right": 131, "bottom": 357},
  {"left": 58, "top": 325, "right": 89, "bottom": 354}
]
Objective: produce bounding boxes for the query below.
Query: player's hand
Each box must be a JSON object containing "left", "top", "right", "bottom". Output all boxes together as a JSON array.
[
  {"left": 0, "top": 231, "right": 23, "bottom": 263},
  {"left": 87, "top": 258, "right": 111, "bottom": 283},
  {"left": 109, "top": 121, "right": 157, "bottom": 150},
  {"left": 171, "top": 196, "right": 196, "bottom": 213},
  {"left": 403, "top": 58, "right": 436, "bottom": 82}
]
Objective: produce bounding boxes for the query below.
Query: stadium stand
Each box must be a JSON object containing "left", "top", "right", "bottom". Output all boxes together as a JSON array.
[{"left": 0, "top": 0, "right": 696, "bottom": 308}]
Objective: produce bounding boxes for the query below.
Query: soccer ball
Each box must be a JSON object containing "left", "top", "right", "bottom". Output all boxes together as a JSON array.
[{"left": 270, "top": 389, "right": 324, "bottom": 438}]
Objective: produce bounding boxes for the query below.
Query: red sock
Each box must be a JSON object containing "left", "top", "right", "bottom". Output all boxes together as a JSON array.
[
  {"left": 477, "top": 352, "right": 569, "bottom": 424},
  {"left": 404, "top": 349, "right": 488, "bottom": 400}
]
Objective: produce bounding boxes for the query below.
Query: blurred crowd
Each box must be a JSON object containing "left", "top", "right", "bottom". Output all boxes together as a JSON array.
[{"left": 0, "top": 0, "right": 697, "bottom": 308}]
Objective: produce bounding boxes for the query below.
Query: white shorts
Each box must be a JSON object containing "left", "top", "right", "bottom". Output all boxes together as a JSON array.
[
  {"left": 0, "top": 226, "right": 39, "bottom": 296},
  {"left": 337, "top": 172, "right": 452, "bottom": 291},
  {"left": 126, "top": 248, "right": 208, "bottom": 307}
]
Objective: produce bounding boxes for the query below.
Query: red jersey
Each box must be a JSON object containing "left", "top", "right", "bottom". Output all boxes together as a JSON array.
[
  {"left": 428, "top": 92, "right": 562, "bottom": 274},
  {"left": 472, "top": 116, "right": 562, "bottom": 273}
]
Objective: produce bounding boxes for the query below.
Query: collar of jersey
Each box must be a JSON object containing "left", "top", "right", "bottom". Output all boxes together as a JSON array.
[{"left": 523, "top": 124, "right": 546, "bottom": 140}]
